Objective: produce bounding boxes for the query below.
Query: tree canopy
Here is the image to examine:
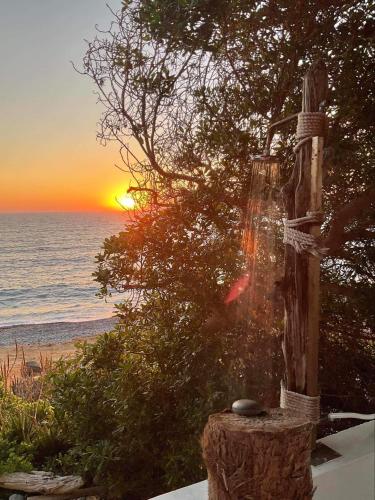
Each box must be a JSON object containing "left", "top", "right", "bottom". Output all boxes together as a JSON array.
[{"left": 89, "top": 0, "right": 374, "bottom": 379}]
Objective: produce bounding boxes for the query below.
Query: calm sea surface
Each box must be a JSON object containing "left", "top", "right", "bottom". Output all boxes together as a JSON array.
[{"left": 0, "top": 212, "right": 127, "bottom": 327}]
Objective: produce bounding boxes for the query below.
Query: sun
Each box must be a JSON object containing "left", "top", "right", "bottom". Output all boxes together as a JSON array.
[
  {"left": 116, "top": 194, "right": 136, "bottom": 210},
  {"left": 103, "top": 187, "right": 138, "bottom": 211}
]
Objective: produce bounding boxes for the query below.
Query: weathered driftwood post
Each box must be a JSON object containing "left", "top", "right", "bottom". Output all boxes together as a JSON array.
[
  {"left": 202, "top": 61, "right": 327, "bottom": 499},
  {"left": 280, "top": 61, "right": 328, "bottom": 428}
]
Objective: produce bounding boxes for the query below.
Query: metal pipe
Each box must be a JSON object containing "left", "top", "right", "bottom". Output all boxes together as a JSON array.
[{"left": 328, "top": 412, "right": 375, "bottom": 421}]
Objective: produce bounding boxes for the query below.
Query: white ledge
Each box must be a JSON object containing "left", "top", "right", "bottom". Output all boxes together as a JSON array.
[{"left": 152, "top": 420, "right": 374, "bottom": 499}]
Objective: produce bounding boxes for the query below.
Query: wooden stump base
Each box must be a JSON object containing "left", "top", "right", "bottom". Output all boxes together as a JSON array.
[{"left": 202, "top": 409, "right": 313, "bottom": 500}]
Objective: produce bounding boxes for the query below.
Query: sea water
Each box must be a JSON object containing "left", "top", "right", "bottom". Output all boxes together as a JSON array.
[{"left": 0, "top": 212, "right": 127, "bottom": 328}]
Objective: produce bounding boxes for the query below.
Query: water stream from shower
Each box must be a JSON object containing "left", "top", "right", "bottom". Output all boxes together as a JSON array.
[
  {"left": 241, "top": 159, "right": 283, "bottom": 331},
  {"left": 231, "top": 159, "right": 283, "bottom": 403}
]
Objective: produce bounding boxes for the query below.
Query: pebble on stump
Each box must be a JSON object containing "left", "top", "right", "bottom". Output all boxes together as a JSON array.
[{"left": 202, "top": 409, "right": 313, "bottom": 500}]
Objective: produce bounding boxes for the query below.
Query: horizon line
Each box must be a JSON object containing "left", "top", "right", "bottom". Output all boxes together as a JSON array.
[{"left": 0, "top": 208, "right": 134, "bottom": 215}]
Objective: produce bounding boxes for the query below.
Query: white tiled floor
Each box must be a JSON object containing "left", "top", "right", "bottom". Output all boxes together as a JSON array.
[{"left": 152, "top": 421, "right": 375, "bottom": 499}]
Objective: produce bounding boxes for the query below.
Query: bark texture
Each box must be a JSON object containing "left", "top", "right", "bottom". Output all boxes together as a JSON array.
[{"left": 202, "top": 410, "right": 313, "bottom": 500}]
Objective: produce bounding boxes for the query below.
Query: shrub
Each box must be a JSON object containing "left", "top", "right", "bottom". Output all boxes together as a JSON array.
[
  {"left": 0, "top": 380, "right": 60, "bottom": 475},
  {"left": 46, "top": 329, "right": 239, "bottom": 499},
  {"left": 0, "top": 437, "right": 33, "bottom": 475}
]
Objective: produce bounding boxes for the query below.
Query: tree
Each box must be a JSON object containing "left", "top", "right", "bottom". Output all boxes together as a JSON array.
[{"left": 89, "top": 0, "right": 374, "bottom": 400}]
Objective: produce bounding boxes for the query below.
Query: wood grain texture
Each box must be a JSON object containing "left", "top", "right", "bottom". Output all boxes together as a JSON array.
[{"left": 306, "top": 137, "right": 324, "bottom": 397}]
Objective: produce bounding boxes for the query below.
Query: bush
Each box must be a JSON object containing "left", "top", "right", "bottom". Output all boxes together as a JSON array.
[
  {"left": 0, "top": 381, "right": 61, "bottom": 475},
  {"left": 46, "top": 330, "right": 232, "bottom": 499},
  {"left": 0, "top": 437, "right": 33, "bottom": 475}
]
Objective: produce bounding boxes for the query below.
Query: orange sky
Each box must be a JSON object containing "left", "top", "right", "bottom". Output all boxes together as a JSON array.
[
  {"left": 0, "top": 0, "right": 133, "bottom": 213},
  {"left": 0, "top": 127, "right": 132, "bottom": 213}
]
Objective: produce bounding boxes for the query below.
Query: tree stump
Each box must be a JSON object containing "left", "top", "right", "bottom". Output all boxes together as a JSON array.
[{"left": 202, "top": 409, "right": 313, "bottom": 500}]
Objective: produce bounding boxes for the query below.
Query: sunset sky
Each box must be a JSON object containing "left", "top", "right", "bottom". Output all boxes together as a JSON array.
[{"left": 0, "top": 0, "right": 133, "bottom": 212}]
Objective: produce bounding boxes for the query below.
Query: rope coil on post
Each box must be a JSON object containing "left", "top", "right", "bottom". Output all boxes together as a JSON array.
[
  {"left": 280, "top": 383, "right": 320, "bottom": 423},
  {"left": 283, "top": 211, "right": 328, "bottom": 258},
  {"left": 281, "top": 113, "right": 328, "bottom": 256},
  {"left": 263, "top": 110, "right": 326, "bottom": 155},
  {"left": 294, "top": 112, "right": 327, "bottom": 153}
]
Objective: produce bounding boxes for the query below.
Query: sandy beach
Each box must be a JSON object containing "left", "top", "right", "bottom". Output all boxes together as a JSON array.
[
  {"left": 0, "top": 317, "right": 118, "bottom": 377},
  {"left": 0, "top": 334, "right": 99, "bottom": 378}
]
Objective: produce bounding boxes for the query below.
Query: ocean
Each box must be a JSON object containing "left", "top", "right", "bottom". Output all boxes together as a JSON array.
[{"left": 0, "top": 212, "right": 127, "bottom": 330}]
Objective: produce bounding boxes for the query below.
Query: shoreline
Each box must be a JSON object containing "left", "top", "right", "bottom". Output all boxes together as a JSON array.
[
  {"left": 0, "top": 317, "right": 117, "bottom": 347},
  {"left": 0, "top": 334, "right": 100, "bottom": 379}
]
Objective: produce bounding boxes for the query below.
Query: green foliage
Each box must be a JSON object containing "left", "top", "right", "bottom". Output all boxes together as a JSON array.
[
  {"left": 46, "top": 331, "right": 232, "bottom": 498},
  {"left": 0, "top": 437, "right": 33, "bottom": 475},
  {"left": 0, "top": 381, "right": 61, "bottom": 475},
  {"left": 39, "top": 191, "right": 281, "bottom": 498},
  {"left": 320, "top": 281, "right": 375, "bottom": 412}
]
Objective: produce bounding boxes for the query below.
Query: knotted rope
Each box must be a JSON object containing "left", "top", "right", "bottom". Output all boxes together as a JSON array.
[
  {"left": 283, "top": 211, "right": 328, "bottom": 258},
  {"left": 280, "top": 382, "right": 320, "bottom": 423},
  {"left": 294, "top": 111, "right": 326, "bottom": 153}
]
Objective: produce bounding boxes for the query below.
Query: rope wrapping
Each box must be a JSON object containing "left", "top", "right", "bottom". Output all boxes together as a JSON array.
[
  {"left": 280, "top": 383, "right": 320, "bottom": 423},
  {"left": 283, "top": 211, "right": 328, "bottom": 258},
  {"left": 294, "top": 112, "right": 327, "bottom": 153}
]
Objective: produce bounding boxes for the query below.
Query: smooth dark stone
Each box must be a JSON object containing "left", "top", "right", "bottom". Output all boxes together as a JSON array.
[{"left": 232, "top": 399, "right": 264, "bottom": 416}]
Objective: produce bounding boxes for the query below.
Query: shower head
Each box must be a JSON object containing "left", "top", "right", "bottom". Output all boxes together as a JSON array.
[{"left": 251, "top": 154, "right": 279, "bottom": 162}]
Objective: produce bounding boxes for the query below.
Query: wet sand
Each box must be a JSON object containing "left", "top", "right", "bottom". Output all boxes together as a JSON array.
[{"left": 0, "top": 317, "right": 117, "bottom": 346}]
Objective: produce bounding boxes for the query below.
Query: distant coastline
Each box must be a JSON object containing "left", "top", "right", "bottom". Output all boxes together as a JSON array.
[{"left": 0, "top": 317, "right": 117, "bottom": 346}]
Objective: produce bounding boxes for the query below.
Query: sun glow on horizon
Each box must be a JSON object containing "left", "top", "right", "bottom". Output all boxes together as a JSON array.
[
  {"left": 117, "top": 194, "right": 136, "bottom": 210},
  {"left": 104, "top": 189, "right": 137, "bottom": 211}
]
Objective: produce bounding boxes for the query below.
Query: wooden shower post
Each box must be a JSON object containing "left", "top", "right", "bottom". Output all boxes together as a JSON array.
[
  {"left": 282, "top": 60, "right": 328, "bottom": 402},
  {"left": 306, "top": 137, "right": 324, "bottom": 398}
]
